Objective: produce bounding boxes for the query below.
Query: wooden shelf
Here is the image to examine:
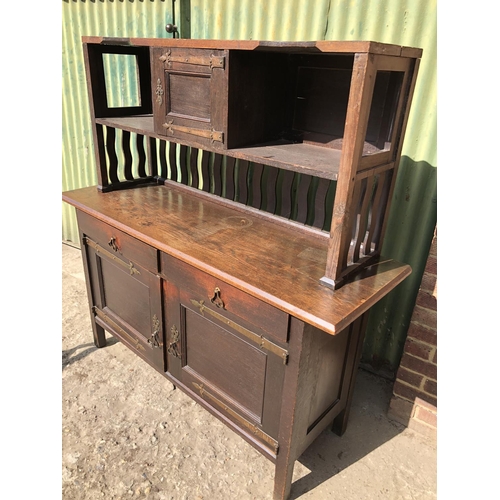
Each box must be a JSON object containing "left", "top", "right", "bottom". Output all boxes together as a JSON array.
[
  {"left": 96, "top": 116, "right": 342, "bottom": 180},
  {"left": 63, "top": 183, "right": 411, "bottom": 335}
]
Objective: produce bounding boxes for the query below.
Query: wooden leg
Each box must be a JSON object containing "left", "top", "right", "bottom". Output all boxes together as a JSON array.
[
  {"left": 273, "top": 320, "right": 315, "bottom": 500},
  {"left": 331, "top": 312, "right": 369, "bottom": 436},
  {"left": 273, "top": 460, "right": 296, "bottom": 500},
  {"left": 332, "top": 408, "right": 348, "bottom": 436},
  {"left": 77, "top": 219, "right": 107, "bottom": 349},
  {"left": 92, "top": 321, "right": 107, "bottom": 348}
]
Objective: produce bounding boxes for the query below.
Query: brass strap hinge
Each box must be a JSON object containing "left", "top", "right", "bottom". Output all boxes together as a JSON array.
[
  {"left": 160, "top": 49, "right": 225, "bottom": 70},
  {"left": 162, "top": 120, "right": 224, "bottom": 144},
  {"left": 192, "top": 382, "right": 279, "bottom": 454},
  {"left": 190, "top": 299, "right": 289, "bottom": 365},
  {"left": 84, "top": 237, "right": 140, "bottom": 276},
  {"left": 93, "top": 306, "right": 146, "bottom": 352}
]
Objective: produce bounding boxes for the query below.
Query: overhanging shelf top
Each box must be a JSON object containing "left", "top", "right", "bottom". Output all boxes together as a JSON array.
[{"left": 82, "top": 36, "right": 423, "bottom": 58}]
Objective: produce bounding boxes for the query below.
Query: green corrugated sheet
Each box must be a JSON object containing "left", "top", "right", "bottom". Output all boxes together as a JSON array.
[
  {"left": 62, "top": 0, "right": 437, "bottom": 373},
  {"left": 62, "top": 0, "right": 173, "bottom": 243}
]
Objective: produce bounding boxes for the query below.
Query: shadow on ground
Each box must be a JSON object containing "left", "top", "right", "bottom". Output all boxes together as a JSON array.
[
  {"left": 289, "top": 367, "right": 405, "bottom": 498},
  {"left": 62, "top": 338, "right": 119, "bottom": 370}
]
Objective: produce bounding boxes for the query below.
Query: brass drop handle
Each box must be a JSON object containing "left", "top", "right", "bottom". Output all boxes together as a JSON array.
[
  {"left": 147, "top": 314, "right": 162, "bottom": 349},
  {"left": 167, "top": 325, "right": 181, "bottom": 358},
  {"left": 210, "top": 287, "right": 225, "bottom": 309},
  {"left": 108, "top": 237, "right": 119, "bottom": 252}
]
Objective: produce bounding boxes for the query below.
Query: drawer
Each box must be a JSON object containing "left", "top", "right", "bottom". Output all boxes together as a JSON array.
[
  {"left": 77, "top": 211, "right": 158, "bottom": 273},
  {"left": 161, "top": 253, "right": 289, "bottom": 344}
]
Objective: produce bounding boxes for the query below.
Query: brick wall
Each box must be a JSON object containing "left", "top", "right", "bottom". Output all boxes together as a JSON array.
[{"left": 388, "top": 229, "right": 437, "bottom": 439}]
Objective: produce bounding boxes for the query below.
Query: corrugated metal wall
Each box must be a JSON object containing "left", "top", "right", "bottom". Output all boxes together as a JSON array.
[
  {"left": 62, "top": 0, "right": 173, "bottom": 244},
  {"left": 62, "top": 0, "right": 437, "bottom": 373}
]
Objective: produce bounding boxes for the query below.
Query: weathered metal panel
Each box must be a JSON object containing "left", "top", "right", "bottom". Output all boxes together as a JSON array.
[
  {"left": 62, "top": 0, "right": 437, "bottom": 373},
  {"left": 62, "top": 0, "right": 173, "bottom": 244}
]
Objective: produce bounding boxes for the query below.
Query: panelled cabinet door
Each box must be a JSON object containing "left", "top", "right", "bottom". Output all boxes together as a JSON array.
[
  {"left": 164, "top": 276, "right": 287, "bottom": 456},
  {"left": 83, "top": 234, "right": 165, "bottom": 373},
  {"left": 152, "top": 47, "right": 228, "bottom": 150}
]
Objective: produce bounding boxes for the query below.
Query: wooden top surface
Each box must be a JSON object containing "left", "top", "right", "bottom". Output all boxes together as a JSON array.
[
  {"left": 82, "top": 36, "right": 423, "bottom": 58},
  {"left": 63, "top": 184, "right": 411, "bottom": 335}
]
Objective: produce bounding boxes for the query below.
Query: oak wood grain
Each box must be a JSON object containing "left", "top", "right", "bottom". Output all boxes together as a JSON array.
[{"left": 63, "top": 184, "right": 410, "bottom": 335}]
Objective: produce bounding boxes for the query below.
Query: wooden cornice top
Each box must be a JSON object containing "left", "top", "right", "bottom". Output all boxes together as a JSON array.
[{"left": 82, "top": 36, "right": 423, "bottom": 58}]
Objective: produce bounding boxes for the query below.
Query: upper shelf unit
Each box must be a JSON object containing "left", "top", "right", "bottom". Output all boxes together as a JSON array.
[
  {"left": 84, "top": 37, "right": 421, "bottom": 180},
  {"left": 82, "top": 37, "right": 421, "bottom": 289}
]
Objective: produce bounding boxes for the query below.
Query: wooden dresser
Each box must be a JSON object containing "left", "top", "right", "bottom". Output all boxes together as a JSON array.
[{"left": 63, "top": 37, "right": 421, "bottom": 499}]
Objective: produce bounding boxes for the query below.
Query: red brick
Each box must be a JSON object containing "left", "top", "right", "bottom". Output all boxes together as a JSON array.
[
  {"left": 393, "top": 380, "right": 437, "bottom": 407},
  {"left": 415, "top": 405, "right": 437, "bottom": 427},
  {"left": 396, "top": 366, "right": 424, "bottom": 388},
  {"left": 406, "top": 323, "right": 436, "bottom": 345},
  {"left": 388, "top": 396, "right": 437, "bottom": 440},
  {"left": 388, "top": 396, "right": 415, "bottom": 425},
  {"left": 411, "top": 305, "right": 437, "bottom": 330},
  {"left": 432, "top": 349, "right": 437, "bottom": 364},
  {"left": 429, "top": 233, "right": 437, "bottom": 257},
  {"left": 416, "top": 290, "right": 437, "bottom": 311},
  {"left": 414, "top": 397, "right": 437, "bottom": 412},
  {"left": 424, "top": 255, "right": 437, "bottom": 275},
  {"left": 424, "top": 378, "right": 437, "bottom": 396},
  {"left": 400, "top": 353, "right": 437, "bottom": 380},
  {"left": 420, "top": 272, "right": 437, "bottom": 294},
  {"left": 407, "top": 418, "right": 437, "bottom": 440},
  {"left": 405, "top": 339, "right": 434, "bottom": 361}
]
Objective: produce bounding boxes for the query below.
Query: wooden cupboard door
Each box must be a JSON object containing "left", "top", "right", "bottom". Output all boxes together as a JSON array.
[
  {"left": 83, "top": 233, "right": 165, "bottom": 373},
  {"left": 164, "top": 276, "right": 287, "bottom": 455},
  {"left": 152, "top": 47, "right": 228, "bottom": 150}
]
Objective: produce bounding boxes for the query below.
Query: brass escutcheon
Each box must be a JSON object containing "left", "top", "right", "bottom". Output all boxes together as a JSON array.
[
  {"left": 210, "top": 287, "right": 225, "bottom": 309},
  {"left": 108, "top": 237, "right": 119, "bottom": 252}
]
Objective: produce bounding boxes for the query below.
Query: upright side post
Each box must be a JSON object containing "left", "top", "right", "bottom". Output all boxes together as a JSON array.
[{"left": 321, "top": 53, "right": 377, "bottom": 289}]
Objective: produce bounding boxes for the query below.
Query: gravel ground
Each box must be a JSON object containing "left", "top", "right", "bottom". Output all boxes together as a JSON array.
[{"left": 62, "top": 243, "right": 437, "bottom": 500}]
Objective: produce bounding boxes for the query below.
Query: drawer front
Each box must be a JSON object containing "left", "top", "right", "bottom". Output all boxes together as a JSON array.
[
  {"left": 164, "top": 276, "right": 286, "bottom": 454},
  {"left": 161, "top": 254, "right": 289, "bottom": 344},
  {"left": 77, "top": 211, "right": 158, "bottom": 273},
  {"left": 152, "top": 47, "right": 228, "bottom": 150}
]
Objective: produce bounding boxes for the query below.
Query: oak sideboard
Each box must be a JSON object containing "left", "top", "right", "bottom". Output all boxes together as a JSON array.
[{"left": 63, "top": 37, "right": 421, "bottom": 499}]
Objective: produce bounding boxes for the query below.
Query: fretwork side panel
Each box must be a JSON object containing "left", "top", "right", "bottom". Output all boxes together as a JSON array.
[
  {"left": 97, "top": 125, "right": 156, "bottom": 191},
  {"left": 345, "top": 169, "right": 394, "bottom": 268}
]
